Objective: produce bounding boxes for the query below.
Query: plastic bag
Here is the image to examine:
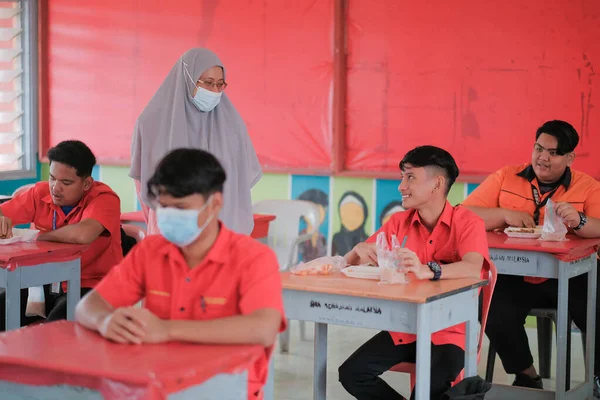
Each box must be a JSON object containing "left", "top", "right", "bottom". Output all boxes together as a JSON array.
[
  {"left": 540, "top": 199, "right": 568, "bottom": 241},
  {"left": 25, "top": 286, "right": 46, "bottom": 318},
  {"left": 290, "top": 256, "right": 346, "bottom": 275},
  {"left": 376, "top": 232, "right": 407, "bottom": 284}
]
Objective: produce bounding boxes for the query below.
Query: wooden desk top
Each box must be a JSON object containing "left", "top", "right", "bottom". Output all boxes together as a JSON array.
[
  {"left": 0, "top": 321, "right": 263, "bottom": 397},
  {"left": 281, "top": 272, "right": 486, "bottom": 304},
  {"left": 0, "top": 241, "right": 88, "bottom": 270}
]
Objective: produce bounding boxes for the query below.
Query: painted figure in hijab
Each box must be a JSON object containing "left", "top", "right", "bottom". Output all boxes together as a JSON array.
[
  {"left": 332, "top": 191, "right": 369, "bottom": 256},
  {"left": 379, "top": 200, "right": 405, "bottom": 227},
  {"left": 130, "top": 48, "right": 261, "bottom": 235},
  {"left": 297, "top": 189, "right": 328, "bottom": 261}
]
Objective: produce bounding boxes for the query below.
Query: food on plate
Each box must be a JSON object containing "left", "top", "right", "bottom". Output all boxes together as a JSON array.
[
  {"left": 505, "top": 226, "right": 542, "bottom": 234},
  {"left": 292, "top": 263, "right": 333, "bottom": 275}
]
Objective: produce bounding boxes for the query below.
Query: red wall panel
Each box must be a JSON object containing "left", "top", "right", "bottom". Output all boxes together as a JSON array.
[
  {"left": 45, "top": 0, "right": 334, "bottom": 170},
  {"left": 345, "top": 0, "right": 600, "bottom": 178}
]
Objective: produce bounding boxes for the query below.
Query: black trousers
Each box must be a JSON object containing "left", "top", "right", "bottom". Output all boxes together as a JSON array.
[
  {"left": 485, "top": 270, "right": 600, "bottom": 375},
  {"left": 0, "top": 284, "right": 92, "bottom": 331},
  {"left": 338, "top": 331, "right": 465, "bottom": 400}
]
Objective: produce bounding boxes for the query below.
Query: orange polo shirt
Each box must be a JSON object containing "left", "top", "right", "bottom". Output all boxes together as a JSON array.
[
  {"left": 367, "top": 201, "right": 489, "bottom": 350},
  {"left": 463, "top": 164, "right": 600, "bottom": 283},
  {"left": 0, "top": 182, "right": 122, "bottom": 289},
  {"left": 94, "top": 224, "right": 286, "bottom": 400}
]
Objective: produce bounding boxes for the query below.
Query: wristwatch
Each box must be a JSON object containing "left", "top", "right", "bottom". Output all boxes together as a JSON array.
[
  {"left": 427, "top": 261, "right": 442, "bottom": 281},
  {"left": 573, "top": 212, "right": 587, "bottom": 231}
]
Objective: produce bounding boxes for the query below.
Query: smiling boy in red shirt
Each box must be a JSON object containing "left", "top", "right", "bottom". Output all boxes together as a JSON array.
[
  {"left": 76, "top": 148, "right": 285, "bottom": 400},
  {"left": 339, "top": 146, "right": 490, "bottom": 400}
]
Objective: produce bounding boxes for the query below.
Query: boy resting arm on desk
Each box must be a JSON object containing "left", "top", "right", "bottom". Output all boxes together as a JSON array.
[{"left": 76, "top": 148, "right": 286, "bottom": 400}]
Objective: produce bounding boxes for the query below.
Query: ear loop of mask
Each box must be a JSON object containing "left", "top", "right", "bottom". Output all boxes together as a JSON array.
[{"left": 182, "top": 61, "right": 200, "bottom": 96}]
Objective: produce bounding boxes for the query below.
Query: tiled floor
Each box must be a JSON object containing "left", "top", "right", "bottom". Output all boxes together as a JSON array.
[{"left": 273, "top": 321, "right": 587, "bottom": 399}]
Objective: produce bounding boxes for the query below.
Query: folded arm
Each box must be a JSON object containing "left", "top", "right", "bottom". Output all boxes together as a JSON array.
[{"left": 37, "top": 218, "right": 107, "bottom": 244}]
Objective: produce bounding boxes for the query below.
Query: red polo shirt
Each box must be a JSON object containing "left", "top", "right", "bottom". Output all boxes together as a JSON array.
[
  {"left": 94, "top": 224, "right": 286, "bottom": 400},
  {"left": 0, "top": 182, "right": 122, "bottom": 289},
  {"left": 367, "top": 201, "right": 489, "bottom": 350}
]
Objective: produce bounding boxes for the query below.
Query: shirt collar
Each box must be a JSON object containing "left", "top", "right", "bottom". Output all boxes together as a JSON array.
[
  {"left": 410, "top": 200, "right": 453, "bottom": 229},
  {"left": 516, "top": 164, "right": 572, "bottom": 189}
]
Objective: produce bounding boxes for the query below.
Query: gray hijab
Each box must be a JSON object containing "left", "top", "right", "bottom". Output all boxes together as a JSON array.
[{"left": 130, "top": 48, "right": 262, "bottom": 235}]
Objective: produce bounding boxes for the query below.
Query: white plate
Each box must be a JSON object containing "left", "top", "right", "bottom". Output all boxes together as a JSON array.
[
  {"left": 0, "top": 228, "right": 39, "bottom": 245},
  {"left": 341, "top": 265, "right": 380, "bottom": 280},
  {"left": 504, "top": 227, "right": 542, "bottom": 239}
]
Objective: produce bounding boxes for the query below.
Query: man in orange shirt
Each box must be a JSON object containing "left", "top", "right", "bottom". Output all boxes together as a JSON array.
[
  {"left": 75, "top": 148, "right": 285, "bottom": 400},
  {"left": 463, "top": 120, "right": 600, "bottom": 394},
  {"left": 338, "top": 146, "right": 490, "bottom": 400},
  {"left": 0, "top": 140, "right": 122, "bottom": 330}
]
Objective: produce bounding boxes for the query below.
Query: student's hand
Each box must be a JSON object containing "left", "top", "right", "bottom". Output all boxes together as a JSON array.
[
  {"left": 394, "top": 248, "right": 433, "bottom": 280},
  {"left": 352, "top": 242, "right": 378, "bottom": 265},
  {"left": 555, "top": 202, "right": 581, "bottom": 228},
  {"left": 98, "top": 307, "right": 145, "bottom": 345},
  {"left": 504, "top": 210, "right": 536, "bottom": 228},
  {"left": 125, "top": 308, "right": 170, "bottom": 344},
  {"left": 0, "top": 216, "right": 13, "bottom": 239}
]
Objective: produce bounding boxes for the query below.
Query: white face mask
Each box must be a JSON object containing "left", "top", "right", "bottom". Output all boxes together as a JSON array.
[{"left": 184, "top": 62, "right": 222, "bottom": 112}]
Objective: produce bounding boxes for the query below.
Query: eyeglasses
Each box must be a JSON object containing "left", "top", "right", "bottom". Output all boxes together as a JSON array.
[{"left": 197, "top": 79, "right": 228, "bottom": 91}]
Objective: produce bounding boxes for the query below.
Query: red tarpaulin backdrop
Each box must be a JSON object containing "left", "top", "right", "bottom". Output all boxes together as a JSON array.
[
  {"left": 345, "top": 0, "right": 600, "bottom": 179},
  {"left": 43, "top": 0, "right": 333, "bottom": 170}
]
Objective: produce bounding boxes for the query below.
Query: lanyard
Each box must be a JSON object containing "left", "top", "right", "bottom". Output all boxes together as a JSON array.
[
  {"left": 531, "top": 185, "right": 559, "bottom": 225},
  {"left": 52, "top": 210, "right": 57, "bottom": 231}
]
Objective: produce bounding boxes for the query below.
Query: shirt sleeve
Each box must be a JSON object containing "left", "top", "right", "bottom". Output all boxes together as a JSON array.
[
  {"left": 456, "top": 216, "right": 490, "bottom": 260},
  {"left": 94, "top": 240, "right": 146, "bottom": 308},
  {"left": 81, "top": 192, "right": 121, "bottom": 238},
  {"left": 583, "top": 183, "right": 600, "bottom": 219},
  {"left": 462, "top": 168, "right": 506, "bottom": 208},
  {"left": 0, "top": 187, "right": 36, "bottom": 225},
  {"left": 238, "top": 245, "right": 286, "bottom": 332}
]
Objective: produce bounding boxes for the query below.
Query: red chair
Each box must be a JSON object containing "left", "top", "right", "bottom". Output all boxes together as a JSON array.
[
  {"left": 389, "top": 261, "right": 498, "bottom": 390},
  {"left": 122, "top": 224, "right": 146, "bottom": 243}
]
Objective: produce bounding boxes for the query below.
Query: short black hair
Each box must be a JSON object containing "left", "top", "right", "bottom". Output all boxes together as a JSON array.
[
  {"left": 399, "top": 145, "right": 459, "bottom": 194},
  {"left": 47, "top": 140, "right": 96, "bottom": 177},
  {"left": 535, "top": 120, "right": 579, "bottom": 155},
  {"left": 147, "top": 148, "right": 226, "bottom": 200},
  {"left": 298, "top": 189, "right": 328, "bottom": 207}
]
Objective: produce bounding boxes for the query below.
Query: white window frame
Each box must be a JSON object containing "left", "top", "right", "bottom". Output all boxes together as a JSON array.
[{"left": 0, "top": 0, "right": 38, "bottom": 180}]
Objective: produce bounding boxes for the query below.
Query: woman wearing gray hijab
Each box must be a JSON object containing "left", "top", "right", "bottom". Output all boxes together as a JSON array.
[{"left": 130, "top": 48, "right": 262, "bottom": 235}]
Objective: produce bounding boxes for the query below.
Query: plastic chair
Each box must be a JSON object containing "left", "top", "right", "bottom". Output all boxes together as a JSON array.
[
  {"left": 252, "top": 200, "right": 321, "bottom": 353},
  {"left": 11, "top": 183, "right": 34, "bottom": 197},
  {"left": 390, "top": 261, "right": 498, "bottom": 391},
  {"left": 122, "top": 224, "right": 146, "bottom": 243}
]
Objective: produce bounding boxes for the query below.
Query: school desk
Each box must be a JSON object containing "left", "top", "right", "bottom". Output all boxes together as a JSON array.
[
  {"left": 0, "top": 241, "right": 87, "bottom": 330},
  {"left": 0, "top": 320, "right": 262, "bottom": 399},
  {"left": 486, "top": 232, "right": 600, "bottom": 400},
  {"left": 120, "top": 211, "right": 276, "bottom": 240},
  {"left": 281, "top": 272, "right": 487, "bottom": 400}
]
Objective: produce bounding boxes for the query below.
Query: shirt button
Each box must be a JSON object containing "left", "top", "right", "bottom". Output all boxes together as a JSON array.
[
  {"left": 185, "top": 277, "right": 191, "bottom": 283},
  {"left": 179, "top": 307, "right": 185, "bottom": 312}
]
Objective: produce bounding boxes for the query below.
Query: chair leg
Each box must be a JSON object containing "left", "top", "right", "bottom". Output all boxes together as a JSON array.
[
  {"left": 566, "top": 314, "right": 572, "bottom": 391},
  {"left": 299, "top": 320, "right": 308, "bottom": 341},
  {"left": 279, "top": 324, "right": 291, "bottom": 353},
  {"left": 537, "top": 317, "right": 553, "bottom": 379},
  {"left": 485, "top": 345, "right": 496, "bottom": 382}
]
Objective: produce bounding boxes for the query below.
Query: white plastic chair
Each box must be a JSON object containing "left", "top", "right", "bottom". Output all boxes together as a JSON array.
[{"left": 252, "top": 199, "right": 321, "bottom": 353}]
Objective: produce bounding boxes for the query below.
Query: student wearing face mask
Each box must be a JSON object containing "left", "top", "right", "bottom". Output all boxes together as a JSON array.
[
  {"left": 130, "top": 48, "right": 262, "bottom": 236},
  {"left": 76, "top": 148, "right": 286, "bottom": 400}
]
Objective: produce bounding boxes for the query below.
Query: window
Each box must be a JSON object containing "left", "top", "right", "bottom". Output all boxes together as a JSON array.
[{"left": 0, "top": 0, "right": 37, "bottom": 179}]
